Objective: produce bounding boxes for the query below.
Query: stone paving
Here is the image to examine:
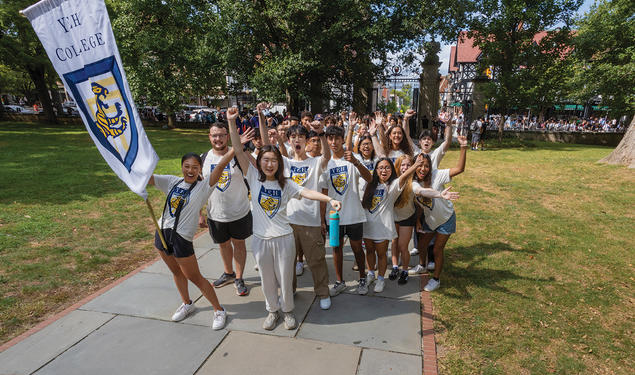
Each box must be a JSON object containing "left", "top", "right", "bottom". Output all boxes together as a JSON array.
[{"left": 0, "top": 234, "right": 429, "bottom": 375}]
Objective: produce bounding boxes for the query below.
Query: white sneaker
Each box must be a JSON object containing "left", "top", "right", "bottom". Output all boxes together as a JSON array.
[
  {"left": 171, "top": 302, "right": 195, "bottom": 322},
  {"left": 319, "top": 296, "right": 331, "bottom": 310},
  {"left": 374, "top": 278, "right": 385, "bottom": 293},
  {"left": 283, "top": 312, "right": 297, "bottom": 330},
  {"left": 427, "top": 261, "right": 435, "bottom": 271},
  {"left": 424, "top": 278, "right": 440, "bottom": 292},
  {"left": 366, "top": 272, "right": 375, "bottom": 285},
  {"left": 263, "top": 311, "right": 279, "bottom": 330},
  {"left": 295, "top": 262, "right": 304, "bottom": 276},
  {"left": 212, "top": 309, "right": 226, "bottom": 330},
  {"left": 408, "top": 264, "right": 426, "bottom": 275},
  {"left": 409, "top": 248, "right": 419, "bottom": 256}
]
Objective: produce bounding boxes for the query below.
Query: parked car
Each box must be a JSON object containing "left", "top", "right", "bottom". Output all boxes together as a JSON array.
[{"left": 4, "top": 105, "right": 24, "bottom": 113}]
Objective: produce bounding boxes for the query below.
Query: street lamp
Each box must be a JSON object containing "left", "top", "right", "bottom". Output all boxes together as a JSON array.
[{"left": 392, "top": 65, "right": 401, "bottom": 110}]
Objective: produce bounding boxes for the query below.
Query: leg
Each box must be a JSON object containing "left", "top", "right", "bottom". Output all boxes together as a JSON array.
[
  {"left": 417, "top": 232, "right": 436, "bottom": 266},
  {"left": 363, "top": 239, "right": 377, "bottom": 274},
  {"left": 218, "top": 240, "right": 235, "bottom": 274},
  {"left": 158, "top": 250, "right": 190, "bottom": 304},
  {"left": 297, "top": 225, "right": 330, "bottom": 298},
  {"left": 432, "top": 234, "right": 451, "bottom": 279},
  {"left": 230, "top": 238, "right": 247, "bottom": 280},
  {"left": 252, "top": 237, "right": 280, "bottom": 312},
  {"left": 175, "top": 255, "right": 222, "bottom": 311},
  {"left": 391, "top": 223, "right": 400, "bottom": 267},
  {"left": 349, "top": 239, "right": 367, "bottom": 279},
  {"left": 374, "top": 240, "right": 389, "bottom": 278},
  {"left": 272, "top": 234, "right": 296, "bottom": 313},
  {"left": 332, "top": 244, "right": 344, "bottom": 282},
  {"left": 398, "top": 225, "right": 414, "bottom": 271}
]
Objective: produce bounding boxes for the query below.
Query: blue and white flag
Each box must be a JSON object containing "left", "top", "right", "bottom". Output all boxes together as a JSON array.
[{"left": 22, "top": 0, "right": 158, "bottom": 199}]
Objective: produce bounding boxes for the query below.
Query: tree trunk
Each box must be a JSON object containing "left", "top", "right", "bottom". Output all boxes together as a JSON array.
[
  {"left": 0, "top": 100, "right": 5, "bottom": 120},
  {"left": 167, "top": 113, "right": 176, "bottom": 129},
  {"left": 599, "top": 116, "right": 634, "bottom": 168},
  {"left": 27, "top": 65, "right": 56, "bottom": 123},
  {"left": 286, "top": 88, "right": 299, "bottom": 117},
  {"left": 352, "top": 84, "right": 370, "bottom": 114},
  {"left": 309, "top": 75, "right": 323, "bottom": 114},
  {"left": 50, "top": 85, "right": 64, "bottom": 116}
]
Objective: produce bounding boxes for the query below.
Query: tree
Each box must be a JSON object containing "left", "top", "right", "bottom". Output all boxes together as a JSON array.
[
  {"left": 572, "top": 0, "right": 634, "bottom": 168},
  {"left": 0, "top": 0, "right": 58, "bottom": 122},
  {"left": 217, "top": 0, "right": 408, "bottom": 115},
  {"left": 467, "top": 0, "right": 582, "bottom": 114},
  {"left": 108, "top": 0, "right": 226, "bottom": 127}
]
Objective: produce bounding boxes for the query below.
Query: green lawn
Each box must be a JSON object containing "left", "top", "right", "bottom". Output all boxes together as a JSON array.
[
  {"left": 0, "top": 122, "right": 633, "bottom": 374},
  {"left": 0, "top": 121, "right": 210, "bottom": 344}
]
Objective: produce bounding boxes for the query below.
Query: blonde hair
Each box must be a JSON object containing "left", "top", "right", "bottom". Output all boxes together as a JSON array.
[{"left": 394, "top": 154, "right": 414, "bottom": 209}]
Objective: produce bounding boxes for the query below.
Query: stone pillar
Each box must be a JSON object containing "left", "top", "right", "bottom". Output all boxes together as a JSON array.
[{"left": 417, "top": 41, "right": 441, "bottom": 132}]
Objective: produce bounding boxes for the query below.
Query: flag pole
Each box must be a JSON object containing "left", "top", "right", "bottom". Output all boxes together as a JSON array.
[{"left": 145, "top": 198, "right": 167, "bottom": 249}]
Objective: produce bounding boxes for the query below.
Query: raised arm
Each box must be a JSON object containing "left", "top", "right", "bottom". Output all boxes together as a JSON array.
[
  {"left": 209, "top": 148, "right": 236, "bottom": 186},
  {"left": 368, "top": 117, "right": 386, "bottom": 158},
  {"left": 300, "top": 188, "right": 342, "bottom": 212},
  {"left": 441, "top": 121, "right": 453, "bottom": 153},
  {"left": 257, "top": 102, "right": 271, "bottom": 146},
  {"left": 345, "top": 150, "right": 372, "bottom": 182},
  {"left": 414, "top": 184, "right": 459, "bottom": 200},
  {"left": 398, "top": 157, "right": 422, "bottom": 189},
  {"left": 403, "top": 109, "right": 417, "bottom": 150},
  {"left": 309, "top": 120, "right": 331, "bottom": 169},
  {"left": 345, "top": 112, "right": 356, "bottom": 152},
  {"left": 227, "top": 107, "right": 255, "bottom": 172},
  {"left": 449, "top": 135, "right": 468, "bottom": 177}
]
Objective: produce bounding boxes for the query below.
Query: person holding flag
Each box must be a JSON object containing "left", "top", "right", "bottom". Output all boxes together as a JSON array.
[{"left": 148, "top": 150, "right": 236, "bottom": 329}]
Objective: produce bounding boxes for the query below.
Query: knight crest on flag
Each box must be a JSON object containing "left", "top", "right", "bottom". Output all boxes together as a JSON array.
[{"left": 21, "top": 0, "right": 158, "bottom": 199}]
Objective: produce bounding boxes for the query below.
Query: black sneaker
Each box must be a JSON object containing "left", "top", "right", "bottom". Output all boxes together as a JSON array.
[
  {"left": 213, "top": 272, "right": 235, "bottom": 288},
  {"left": 235, "top": 278, "right": 248, "bottom": 296},
  {"left": 388, "top": 267, "right": 399, "bottom": 280},
  {"left": 398, "top": 270, "right": 409, "bottom": 285}
]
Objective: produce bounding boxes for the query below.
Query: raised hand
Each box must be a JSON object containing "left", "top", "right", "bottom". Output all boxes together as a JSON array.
[
  {"left": 256, "top": 102, "right": 270, "bottom": 113},
  {"left": 240, "top": 127, "right": 255, "bottom": 145},
  {"left": 344, "top": 150, "right": 355, "bottom": 162},
  {"left": 368, "top": 119, "right": 378, "bottom": 136},
  {"left": 404, "top": 109, "right": 416, "bottom": 120},
  {"left": 374, "top": 111, "right": 384, "bottom": 126},
  {"left": 227, "top": 107, "right": 239, "bottom": 122},
  {"left": 310, "top": 120, "right": 324, "bottom": 133},
  {"left": 440, "top": 186, "right": 460, "bottom": 201},
  {"left": 457, "top": 135, "right": 468, "bottom": 147},
  {"left": 349, "top": 111, "right": 357, "bottom": 126}
]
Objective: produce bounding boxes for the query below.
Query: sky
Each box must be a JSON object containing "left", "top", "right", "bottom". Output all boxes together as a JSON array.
[{"left": 436, "top": 0, "right": 596, "bottom": 75}]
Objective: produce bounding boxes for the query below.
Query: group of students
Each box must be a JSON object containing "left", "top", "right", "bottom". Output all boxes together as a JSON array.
[{"left": 149, "top": 104, "right": 468, "bottom": 331}]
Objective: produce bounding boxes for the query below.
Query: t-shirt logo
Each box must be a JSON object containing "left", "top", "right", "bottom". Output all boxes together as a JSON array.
[
  {"left": 330, "top": 166, "right": 348, "bottom": 195},
  {"left": 290, "top": 165, "right": 309, "bottom": 186},
  {"left": 369, "top": 189, "right": 384, "bottom": 213},
  {"left": 210, "top": 163, "right": 231, "bottom": 192},
  {"left": 168, "top": 187, "right": 190, "bottom": 217},
  {"left": 258, "top": 185, "right": 281, "bottom": 218},
  {"left": 415, "top": 195, "right": 433, "bottom": 210},
  {"left": 365, "top": 161, "right": 375, "bottom": 172}
]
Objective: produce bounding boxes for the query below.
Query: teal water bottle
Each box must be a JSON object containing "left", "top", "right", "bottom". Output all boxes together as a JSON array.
[{"left": 329, "top": 210, "right": 340, "bottom": 247}]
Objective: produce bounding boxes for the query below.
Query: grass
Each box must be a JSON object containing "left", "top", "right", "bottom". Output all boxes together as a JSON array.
[
  {"left": 0, "top": 122, "right": 633, "bottom": 374},
  {"left": 0, "top": 121, "right": 210, "bottom": 344},
  {"left": 433, "top": 139, "right": 634, "bottom": 374}
]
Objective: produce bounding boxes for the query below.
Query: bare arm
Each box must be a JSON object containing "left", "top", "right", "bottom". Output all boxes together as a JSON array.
[
  {"left": 345, "top": 151, "right": 372, "bottom": 182},
  {"left": 441, "top": 122, "right": 453, "bottom": 153},
  {"left": 209, "top": 149, "right": 236, "bottom": 186},
  {"left": 403, "top": 109, "right": 417, "bottom": 151},
  {"left": 257, "top": 102, "right": 271, "bottom": 146},
  {"left": 227, "top": 107, "right": 254, "bottom": 172},
  {"left": 449, "top": 135, "right": 468, "bottom": 177},
  {"left": 299, "top": 188, "right": 342, "bottom": 211},
  {"left": 368, "top": 118, "right": 386, "bottom": 158},
  {"left": 398, "top": 157, "right": 422, "bottom": 189},
  {"left": 345, "top": 112, "right": 355, "bottom": 152}
]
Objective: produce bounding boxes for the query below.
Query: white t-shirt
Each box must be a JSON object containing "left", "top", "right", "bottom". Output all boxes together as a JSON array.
[
  {"left": 246, "top": 164, "right": 304, "bottom": 239},
  {"left": 412, "top": 169, "right": 454, "bottom": 230},
  {"left": 354, "top": 154, "right": 378, "bottom": 199},
  {"left": 388, "top": 149, "right": 405, "bottom": 163},
  {"left": 362, "top": 179, "right": 402, "bottom": 240},
  {"left": 394, "top": 189, "right": 415, "bottom": 222},
  {"left": 202, "top": 149, "right": 250, "bottom": 222},
  {"left": 322, "top": 157, "right": 367, "bottom": 225},
  {"left": 285, "top": 155, "right": 324, "bottom": 227},
  {"left": 154, "top": 175, "right": 215, "bottom": 241}
]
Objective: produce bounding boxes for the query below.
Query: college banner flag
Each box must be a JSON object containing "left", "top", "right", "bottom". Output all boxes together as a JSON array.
[{"left": 21, "top": 0, "right": 158, "bottom": 199}]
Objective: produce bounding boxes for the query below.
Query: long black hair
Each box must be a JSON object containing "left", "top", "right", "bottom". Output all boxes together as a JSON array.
[
  {"left": 361, "top": 157, "right": 396, "bottom": 210},
  {"left": 181, "top": 152, "right": 203, "bottom": 181},
  {"left": 256, "top": 145, "right": 286, "bottom": 188},
  {"left": 355, "top": 134, "right": 375, "bottom": 161}
]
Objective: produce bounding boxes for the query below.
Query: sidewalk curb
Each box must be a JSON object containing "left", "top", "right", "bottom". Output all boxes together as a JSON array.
[{"left": 421, "top": 275, "right": 438, "bottom": 375}]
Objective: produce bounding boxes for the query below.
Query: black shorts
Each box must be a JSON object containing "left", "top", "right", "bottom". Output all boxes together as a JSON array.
[
  {"left": 329, "top": 222, "right": 364, "bottom": 243},
  {"left": 207, "top": 211, "right": 253, "bottom": 244},
  {"left": 155, "top": 229, "right": 195, "bottom": 258},
  {"left": 396, "top": 212, "right": 416, "bottom": 227}
]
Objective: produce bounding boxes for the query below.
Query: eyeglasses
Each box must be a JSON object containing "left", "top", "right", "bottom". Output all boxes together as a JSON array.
[{"left": 377, "top": 166, "right": 391, "bottom": 171}]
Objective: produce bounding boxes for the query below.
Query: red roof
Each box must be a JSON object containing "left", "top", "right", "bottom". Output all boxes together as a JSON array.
[
  {"left": 448, "top": 46, "right": 458, "bottom": 72},
  {"left": 456, "top": 31, "right": 481, "bottom": 63}
]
